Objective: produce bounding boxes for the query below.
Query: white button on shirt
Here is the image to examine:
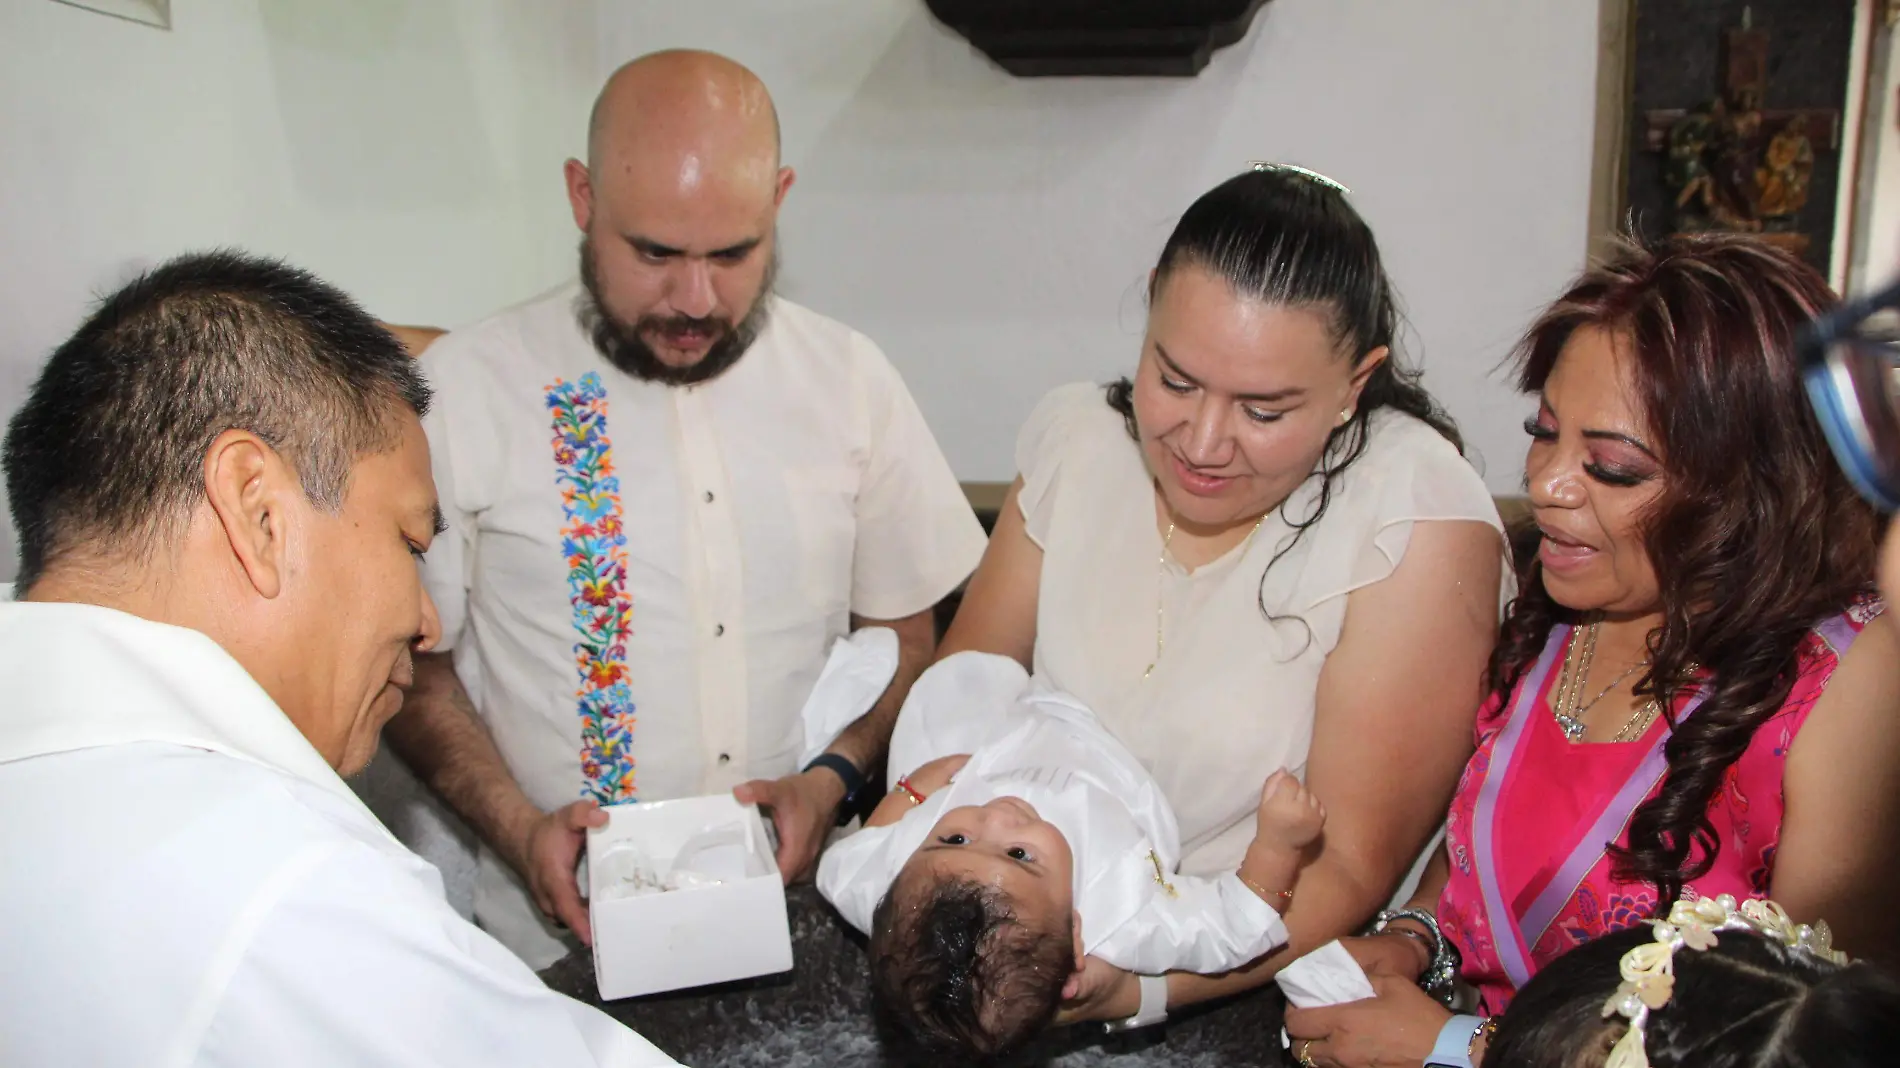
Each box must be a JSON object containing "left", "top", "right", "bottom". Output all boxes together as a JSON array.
[{"left": 418, "top": 284, "right": 986, "bottom": 964}]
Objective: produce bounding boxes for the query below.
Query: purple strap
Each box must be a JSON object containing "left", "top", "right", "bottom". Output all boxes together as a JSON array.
[
  {"left": 1473, "top": 608, "right": 1867, "bottom": 990},
  {"left": 1470, "top": 628, "right": 1564, "bottom": 991},
  {"left": 1813, "top": 613, "right": 1859, "bottom": 661},
  {"left": 1516, "top": 690, "right": 1708, "bottom": 944}
]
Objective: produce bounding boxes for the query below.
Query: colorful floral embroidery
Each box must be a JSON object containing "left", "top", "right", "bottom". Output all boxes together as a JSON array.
[
  {"left": 1747, "top": 843, "right": 1777, "bottom": 895},
  {"left": 1555, "top": 884, "right": 1607, "bottom": 946},
  {"left": 547, "top": 372, "right": 636, "bottom": 804},
  {"left": 1600, "top": 889, "right": 1656, "bottom": 932},
  {"left": 1553, "top": 885, "right": 1657, "bottom": 950},
  {"left": 1443, "top": 910, "right": 1489, "bottom": 960},
  {"left": 1848, "top": 594, "right": 1885, "bottom": 626}
]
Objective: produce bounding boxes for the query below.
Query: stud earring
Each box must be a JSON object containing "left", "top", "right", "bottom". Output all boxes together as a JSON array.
[{"left": 1338, "top": 408, "right": 1353, "bottom": 426}]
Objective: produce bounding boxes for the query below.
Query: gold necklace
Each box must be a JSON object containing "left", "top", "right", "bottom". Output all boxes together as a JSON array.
[
  {"left": 1143, "top": 511, "right": 1269, "bottom": 679},
  {"left": 1611, "top": 698, "right": 1663, "bottom": 743},
  {"left": 1552, "top": 621, "right": 1656, "bottom": 743},
  {"left": 1143, "top": 522, "right": 1176, "bottom": 679}
]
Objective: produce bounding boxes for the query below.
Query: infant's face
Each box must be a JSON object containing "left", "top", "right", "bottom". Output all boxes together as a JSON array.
[{"left": 908, "top": 798, "right": 1076, "bottom": 921}]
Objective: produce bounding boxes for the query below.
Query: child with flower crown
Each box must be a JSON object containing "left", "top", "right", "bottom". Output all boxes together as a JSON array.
[{"left": 1484, "top": 897, "right": 1900, "bottom": 1068}]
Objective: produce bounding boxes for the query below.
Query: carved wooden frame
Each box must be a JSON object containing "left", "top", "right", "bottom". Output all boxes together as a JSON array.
[
  {"left": 1586, "top": 0, "right": 1638, "bottom": 260},
  {"left": 1590, "top": 0, "right": 1876, "bottom": 291}
]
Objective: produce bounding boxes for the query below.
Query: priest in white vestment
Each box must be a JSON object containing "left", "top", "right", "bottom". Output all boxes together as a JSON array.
[{"left": 0, "top": 251, "right": 679, "bottom": 1067}]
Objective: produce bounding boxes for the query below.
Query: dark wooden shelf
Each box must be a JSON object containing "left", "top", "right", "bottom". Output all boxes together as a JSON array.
[{"left": 923, "top": 0, "right": 1273, "bottom": 77}]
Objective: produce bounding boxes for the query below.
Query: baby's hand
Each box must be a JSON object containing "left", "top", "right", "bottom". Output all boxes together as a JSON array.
[
  {"left": 1254, "top": 769, "right": 1325, "bottom": 851},
  {"left": 904, "top": 754, "right": 970, "bottom": 796}
]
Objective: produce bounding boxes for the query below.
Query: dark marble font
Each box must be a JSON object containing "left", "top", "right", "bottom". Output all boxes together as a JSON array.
[{"left": 539, "top": 885, "right": 1294, "bottom": 1067}]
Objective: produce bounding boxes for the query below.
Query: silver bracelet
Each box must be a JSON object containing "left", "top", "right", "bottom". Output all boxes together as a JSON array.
[{"left": 1367, "top": 908, "right": 1459, "bottom": 1006}]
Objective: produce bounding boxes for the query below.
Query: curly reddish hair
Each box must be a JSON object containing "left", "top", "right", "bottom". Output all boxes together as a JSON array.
[{"left": 1493, "top": 234, "right": 1882, "bottom": 908}]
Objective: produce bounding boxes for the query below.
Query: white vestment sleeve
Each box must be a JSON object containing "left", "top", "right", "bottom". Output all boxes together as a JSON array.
[
  {"left": 195, "top": 840, "right": 681, "bottom": 1068},
  {"left": 1090, "top": 872, "right": 1289, "bottom": 976}
]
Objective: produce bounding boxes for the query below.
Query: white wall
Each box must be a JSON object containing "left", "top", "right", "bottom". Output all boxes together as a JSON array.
[
  {"left": 0, "top": 0, "right": 599, "bottom": 582},
  {"left": 0, "top": 0, "right": 1601, "bottom": 590},
  {"left": 593, "top": 0, "right": 1600, "bottom": 492},
  {"left": 0, "top": 0, "right": 1599, "bottom": 918}
]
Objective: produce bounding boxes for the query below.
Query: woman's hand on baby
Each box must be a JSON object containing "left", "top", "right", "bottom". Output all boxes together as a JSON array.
[
  {"left": 1052, "top": 955, "right": 1142, "bottom": 1025},
  {"left": 1255, "top": 769, "right": 1325, "bottom": 851}
]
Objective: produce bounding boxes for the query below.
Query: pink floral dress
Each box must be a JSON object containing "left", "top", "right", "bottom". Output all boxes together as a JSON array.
[{"left": 1436, "top": 598, "right": 1883, "bottom": 1014}]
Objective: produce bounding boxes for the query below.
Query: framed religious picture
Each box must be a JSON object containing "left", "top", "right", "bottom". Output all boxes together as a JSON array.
[
  {"left": 49, "top": 0, "right": 170, "bottom": 30},
  {"left": 1591, "top": 0, "right": 1859, "bottom": 280}
]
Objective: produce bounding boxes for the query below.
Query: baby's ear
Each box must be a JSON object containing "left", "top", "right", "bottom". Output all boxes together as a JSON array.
[{"left": 1058, "top": 910, "right": 1088, "bottom": 999}]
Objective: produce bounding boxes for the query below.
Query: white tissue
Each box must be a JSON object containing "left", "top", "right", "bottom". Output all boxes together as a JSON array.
[
  {"left": 796, "top": 628, "right": 900, "bottom": 768},
  {"left": 1275, "top": 940, "right": 1380, "bottom": 1050},
  {"left": 1276, "top": 939, "right": 1379, "bottom": 1008},
  {"left": 595, "top": 842, "right": 669, "bottom": 900},
  {"left": 669, "top": 823, "right": 750, "bottom": 882},
  {"left": 593, "top": 822, "right": 753, "bottom": 901}
]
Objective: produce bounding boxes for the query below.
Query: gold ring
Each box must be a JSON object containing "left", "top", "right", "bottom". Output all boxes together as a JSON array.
[{"left": 1295, "top": 1039, "right": 1318, "bottom": 1067}]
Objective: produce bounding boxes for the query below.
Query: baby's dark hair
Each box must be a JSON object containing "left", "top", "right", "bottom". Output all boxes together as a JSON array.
[
  {"left": 1488, "top": 923, "right": 1900, "bottom": 1068},
  {"left": 868, "top": 869, "right": 1076, "bottom": 1059}
]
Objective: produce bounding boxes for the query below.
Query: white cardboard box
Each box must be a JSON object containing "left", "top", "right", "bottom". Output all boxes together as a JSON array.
[{"left": 586, "top": 794, "right": 793, "bottom": 1000}]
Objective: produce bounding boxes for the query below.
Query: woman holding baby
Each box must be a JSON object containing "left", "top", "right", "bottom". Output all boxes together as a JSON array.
[
  {"left": 943, "top": 164, "right": 1900, "bottom": 1063},
  {"left": 1278, "top": 237, "right": 1900, "bottom": 1067},
  {"left": 940, "top": 164, "right": 1511, "bottom": 1031}
]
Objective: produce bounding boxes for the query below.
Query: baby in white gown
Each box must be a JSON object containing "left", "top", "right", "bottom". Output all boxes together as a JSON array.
[{"left": 817, "top": 651, "right": 1323, "bottom": 1058}]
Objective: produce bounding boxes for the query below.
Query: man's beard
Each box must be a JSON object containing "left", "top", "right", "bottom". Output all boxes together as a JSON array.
[{"left": 576, "top": 236, "right": 778, "bottom": 387}]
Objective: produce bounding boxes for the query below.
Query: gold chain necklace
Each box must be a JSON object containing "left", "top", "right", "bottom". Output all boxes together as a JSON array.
[
  {"left": 1552, "top": 621, "right": 1658, "bottom": 743},
  {"left": 1143, "top": 511, "right": 1269, "bottom": 679},
  {"left": 1611, "top": 698, "right": 1663, "bottom": 743}
]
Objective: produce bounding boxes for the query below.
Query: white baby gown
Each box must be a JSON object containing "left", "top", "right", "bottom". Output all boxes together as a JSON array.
[{"left": 816, "top": 651, "right": 1287, "bottom": 975}]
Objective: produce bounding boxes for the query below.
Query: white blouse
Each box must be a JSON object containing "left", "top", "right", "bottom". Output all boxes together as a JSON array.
[{"left": 1019, "top": 383, "right": 1506, "bottom": 874}]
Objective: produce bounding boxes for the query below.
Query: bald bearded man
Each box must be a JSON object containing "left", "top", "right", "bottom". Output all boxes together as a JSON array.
[{"left": 384, "top": 50, "right": 985, "bottom": 970}]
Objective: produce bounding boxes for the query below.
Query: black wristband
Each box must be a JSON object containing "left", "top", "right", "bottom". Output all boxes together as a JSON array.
[{"left": 803, "top": 753, "right": 866, "bottom": 826}]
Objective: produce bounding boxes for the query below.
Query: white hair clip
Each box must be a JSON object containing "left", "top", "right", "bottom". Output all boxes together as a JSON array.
[
  {"left": 1602, "top": 896, "right": 1846, "bottom": 1068},
  {"left": 1247, "top": 162, "right": 1351, "bottom": 195}
]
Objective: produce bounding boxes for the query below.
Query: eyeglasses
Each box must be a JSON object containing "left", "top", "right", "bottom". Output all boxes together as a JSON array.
[{"left": 1800, "top": 275, "right": 1900, "bottom": 511}]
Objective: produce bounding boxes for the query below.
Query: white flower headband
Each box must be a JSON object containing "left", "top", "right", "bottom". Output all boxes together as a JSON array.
[{"left": 1602, "top": 895, "right": 1847, "bottom": 1068}]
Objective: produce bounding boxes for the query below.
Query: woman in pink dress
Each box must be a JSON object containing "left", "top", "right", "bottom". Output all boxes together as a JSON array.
[{"left": 1285, "top": 234, "right": 1900, "bottom": 1067}]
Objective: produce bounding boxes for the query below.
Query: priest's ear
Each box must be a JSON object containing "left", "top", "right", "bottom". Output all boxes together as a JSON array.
[{"left": 201, "top": 429, "right": 300, "bottom": 600}]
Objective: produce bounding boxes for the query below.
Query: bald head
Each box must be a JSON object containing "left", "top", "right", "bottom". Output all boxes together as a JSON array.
[
  {"left": 565, "top": 50, "right": 792, "bottom": 383},
  {"left": 588, "top": 50, "right": 781, "bottom": 181}
]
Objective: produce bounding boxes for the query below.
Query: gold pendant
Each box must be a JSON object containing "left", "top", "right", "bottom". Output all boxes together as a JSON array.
[{"left": 1147, "top": 850, "right": 1178, "bottom": 898}]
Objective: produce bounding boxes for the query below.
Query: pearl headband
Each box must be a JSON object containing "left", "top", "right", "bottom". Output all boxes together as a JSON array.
[{"left": 1602, "top": 895, "right": 1845, "bottom": 1068}]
